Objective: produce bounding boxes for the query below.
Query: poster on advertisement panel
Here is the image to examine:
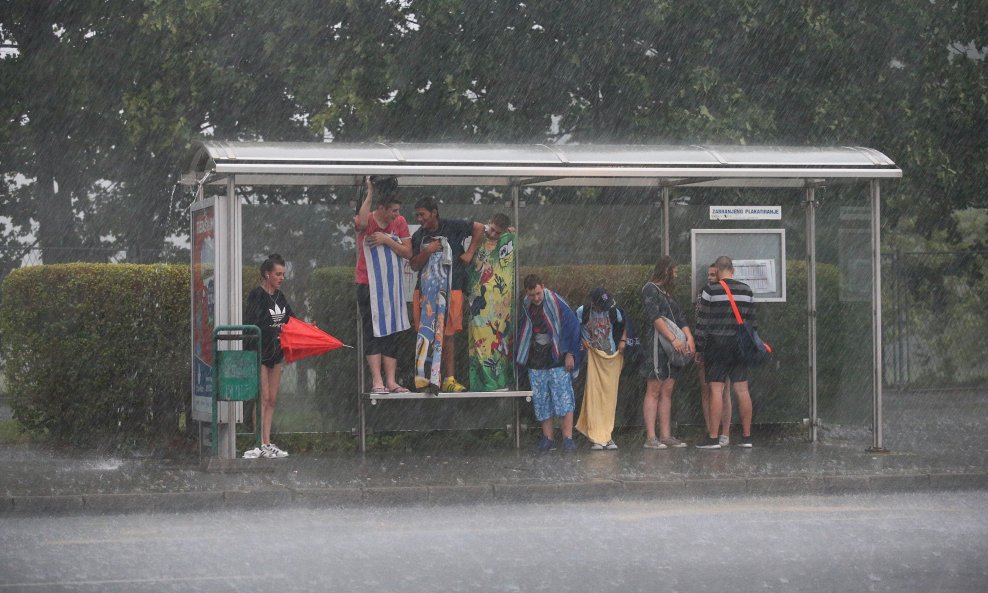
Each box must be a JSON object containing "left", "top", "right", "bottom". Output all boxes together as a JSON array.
[{"left": 191, "top": 200, "right": 216, "bottom": 422}]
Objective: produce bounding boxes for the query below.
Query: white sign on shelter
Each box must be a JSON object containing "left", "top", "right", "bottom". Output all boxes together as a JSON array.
[{"left": 710, "top": 205, "right": 782, "bottom": 220}]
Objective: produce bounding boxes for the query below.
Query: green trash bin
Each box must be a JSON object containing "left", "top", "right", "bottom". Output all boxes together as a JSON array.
[{"left": 212, "top": 325, "right": 262, "bottom": 456}]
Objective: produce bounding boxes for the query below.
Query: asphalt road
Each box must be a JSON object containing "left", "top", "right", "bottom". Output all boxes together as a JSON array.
[{"left": 1, "top": 491, "right": 986, "bottom": 593}]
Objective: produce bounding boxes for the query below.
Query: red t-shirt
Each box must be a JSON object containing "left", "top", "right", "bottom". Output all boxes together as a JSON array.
[{"left": 355, "top": 214, "right": 411, "bottom": 284}]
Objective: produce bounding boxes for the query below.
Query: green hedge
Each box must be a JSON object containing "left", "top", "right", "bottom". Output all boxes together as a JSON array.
[
  {"left": 0, "top": 261, "right": 870, "bottom": 449},
  {"left": 0, "top": 264, "right": 190, "bottom": 449},
  {"left": 307, "top": 262, "right": 869, "bottom": 429},
  {"left": 520, "top": 263, "right": 869, "bottom": 425}
]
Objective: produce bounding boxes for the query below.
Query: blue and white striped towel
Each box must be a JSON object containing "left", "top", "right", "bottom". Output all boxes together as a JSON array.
[{"left": 364, "top": 235, "right": 410, "bottom": 337}]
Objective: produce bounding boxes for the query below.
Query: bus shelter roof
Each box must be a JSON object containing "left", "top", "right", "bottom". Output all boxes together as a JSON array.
[{"left": 183, "top": 142, "right": 901, "bottom": 189}]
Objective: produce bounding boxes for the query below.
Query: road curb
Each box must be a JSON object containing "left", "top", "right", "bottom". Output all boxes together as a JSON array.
[{"left": 3, "top": 472, "right": 987, "bottom": 517}]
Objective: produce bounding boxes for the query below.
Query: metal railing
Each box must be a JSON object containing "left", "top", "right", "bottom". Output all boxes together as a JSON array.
[{"left": 882, "top": 250, "right": 988, "bottom": 389}]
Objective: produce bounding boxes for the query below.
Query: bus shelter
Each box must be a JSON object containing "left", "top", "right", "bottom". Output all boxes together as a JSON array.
[{"left": 183, "top": 142, "right": 901, "bottom": 458}]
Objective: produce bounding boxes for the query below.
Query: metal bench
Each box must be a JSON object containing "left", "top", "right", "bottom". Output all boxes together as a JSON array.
[{"left": 357, "top": 390, "right": 533, "bottom": 451}]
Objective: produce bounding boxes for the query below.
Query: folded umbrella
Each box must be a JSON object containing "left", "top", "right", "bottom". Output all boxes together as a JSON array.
[{"left": 279, "top": 317, "right": 348, "bottom": 363}]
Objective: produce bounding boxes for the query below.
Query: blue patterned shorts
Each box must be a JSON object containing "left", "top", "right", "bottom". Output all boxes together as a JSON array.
[{"left": 528, "top": 366, "right": 575, "bottom": 421}]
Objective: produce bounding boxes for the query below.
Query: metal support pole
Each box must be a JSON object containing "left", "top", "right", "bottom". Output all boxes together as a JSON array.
[
  {"left": 212, "top": 176, "right": 243, "bottom": 459},
  {"left": 512, "top": 184, "right": 522, "bottom": 448},
  {"left": 661, "top": 187, "right": 670, "bottom": 256},
  {"left": 193, "top": 183, "right": 205, "bottom": 459},
  {"left": 868, "top": 180, "right": 888, "bottom": 452},
  {"left": 514, "top": 399, "right": 521, "bottom": 449},
  {"left": 357, "top": 289, "right": 366, "bottom": 452},
  {"left": 804, "top": 188, "right": 819, "bottom": 442}
]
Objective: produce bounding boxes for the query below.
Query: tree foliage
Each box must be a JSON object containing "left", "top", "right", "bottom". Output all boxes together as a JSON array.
[{"left": 1, "top": 0, "right": 985, "bottom": 268}]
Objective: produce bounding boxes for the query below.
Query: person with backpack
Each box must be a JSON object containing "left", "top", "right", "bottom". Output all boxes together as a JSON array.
[{"left": 574, "top": 287, "right": 629, "bottom": 450}]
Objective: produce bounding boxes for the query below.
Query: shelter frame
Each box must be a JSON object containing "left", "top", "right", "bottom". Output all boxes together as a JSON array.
[{"left": 183, "top": 142, "right": 901, "bottom": 457}]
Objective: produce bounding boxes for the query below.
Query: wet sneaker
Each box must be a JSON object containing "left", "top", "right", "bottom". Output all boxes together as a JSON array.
[
  {"left": 718, "top": 435, "right": 730, "bottom": 446},
  {"left": 441, "top": 377, "right": 467, "bottom": 393},
  {"left": 533, "top": 436, "right": 556, "bottom": 452},
  {"left": 738, "top": 435, "right": 753, "bottom": 448},
  {"left": 590, "top": 442, "right": 605, "bottom": 450},
  {"left": 562, "top": 437, "right": 577, "bottom": 451},
  {"left": 243, "top": 447, "right": 262, "bottom": 459},
  {"left": 696, "top": 436, "right": 722, "bottom": 449},
  {"left": 605, "top": 440, "right": 619, "bottom": 450},
  {"left": 643, "top": 438, "right": 667, "bottom": 450},
  {"left": 660, "top": 437, "right": 687, "bottom": 449},
  {"left": 261, "top": 443, "right": 289, "bottom": 458}
]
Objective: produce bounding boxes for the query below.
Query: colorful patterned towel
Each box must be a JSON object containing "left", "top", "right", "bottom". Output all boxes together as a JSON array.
[
  {"left": 467, "top": 232, "right": 515, "bottom": 391},
  {"left": 414, "top": 238, "right": 452, "bottom": 389}
]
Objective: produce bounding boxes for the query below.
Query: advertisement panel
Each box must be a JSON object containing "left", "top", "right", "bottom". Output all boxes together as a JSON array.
[{"left": 191, "top": 199, "right": 216, "bottom": 422}]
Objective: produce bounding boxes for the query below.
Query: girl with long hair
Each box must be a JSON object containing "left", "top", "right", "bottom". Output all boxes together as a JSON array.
[{"left": 641, "top": 256, "right": 695, "bottom": 449}]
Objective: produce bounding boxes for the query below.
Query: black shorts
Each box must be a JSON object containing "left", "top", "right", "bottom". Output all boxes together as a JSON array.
[
  {"left": 702, "top": 342, "right": 748, "bottom": 383},
  {"left": 356, "top": 283, "right": 400, "bottom": 358},
  {"left": 261, "top": 338, "right": 284, "bottom": 368}
]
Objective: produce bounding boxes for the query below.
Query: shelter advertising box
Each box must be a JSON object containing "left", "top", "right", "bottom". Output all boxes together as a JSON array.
[{"left": 691, "top": 229, "right": 786, "bottom": 302}]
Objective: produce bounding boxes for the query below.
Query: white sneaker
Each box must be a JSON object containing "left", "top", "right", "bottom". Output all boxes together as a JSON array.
[
  {"left": 261, "top": 443, "right": 289, "bottom": 458},
  {"left": 591, "top": 442, "right": 605, "bottom": 450},
  {"left": 718, "top": 435, "right": 730, "bottom": 446},
  {"left": 605, "top": 440, "right": 619, "bottom": 450},
  {"left": 243, "top": 447, "right": 262, "bottom": 459}
]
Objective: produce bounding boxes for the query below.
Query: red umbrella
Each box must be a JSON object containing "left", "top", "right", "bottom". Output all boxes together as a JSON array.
[{"left": 279, "top": 317, "right": 348, "bottom": 363}]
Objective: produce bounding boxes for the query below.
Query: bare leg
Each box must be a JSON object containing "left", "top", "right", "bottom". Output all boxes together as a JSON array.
[
  {"left": 366, "top": 353, "right": 384, "bottom": 389},
  {"left": 260, "top": 363, "right": 282, "bottom": 445},
  {"left": 560, "top": 411, "right": 574, "bottom": 439},
  {"left": 442, "top": 333, "right": 456, "bottom": 378},
  {"left": 707, "top": 381, "right": 725, "bottom": 439},
  {"left": 642, "top": 378, "right": 660, "bottom": 441},
  {"left": 541, "top": 418, "right": 555, "bottom": 440},
  {"left": 382, "top": 355, "right": 399, "bottom": 390},
  {"left": 657, "top": 378, "right": 676, "bottom": 440},
  {"left": 698, "top": 361, "right": 712, "bottom": 432},
  {"left": 734, "top": 381, "right": 752, "bottom": 437},
  {"left": 721, "top": 379, "right": 733, "bottom": 437}
]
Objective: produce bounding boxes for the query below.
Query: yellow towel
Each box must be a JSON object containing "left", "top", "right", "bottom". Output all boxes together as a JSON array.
[{"left": 576, "top": 347, "right": 624, "bottom": 445}]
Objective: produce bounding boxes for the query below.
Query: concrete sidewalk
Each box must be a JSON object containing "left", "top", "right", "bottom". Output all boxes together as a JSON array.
[{"left": 2, "top": 389, "right": 986, "bottom": 516}]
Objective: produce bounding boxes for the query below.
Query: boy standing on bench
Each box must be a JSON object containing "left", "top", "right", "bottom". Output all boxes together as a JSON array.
[{"left": 409, "top": 196, "right": 484, "bottom": 392}]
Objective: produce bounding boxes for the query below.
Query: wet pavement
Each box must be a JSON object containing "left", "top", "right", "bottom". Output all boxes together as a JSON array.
[{"left": 1, "top": 389, "right": 986, "bottom": 515}]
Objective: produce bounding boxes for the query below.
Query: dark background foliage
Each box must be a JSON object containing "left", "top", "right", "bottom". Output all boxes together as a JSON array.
[{"left": 1, "top": 1, "right": 985, "bottom": 270}]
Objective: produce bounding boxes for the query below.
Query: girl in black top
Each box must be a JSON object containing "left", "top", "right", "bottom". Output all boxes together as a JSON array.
[{"left": 243, "top": 254, "right": 295, "bottom": 459}]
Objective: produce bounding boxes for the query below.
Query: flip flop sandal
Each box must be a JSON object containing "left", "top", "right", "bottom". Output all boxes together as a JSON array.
[
  {"left": 389, "top": 386, "right": 410, "bottom": 393},
  {"left": 370, "top": 385, "right": 389, "bottom": 395}
]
